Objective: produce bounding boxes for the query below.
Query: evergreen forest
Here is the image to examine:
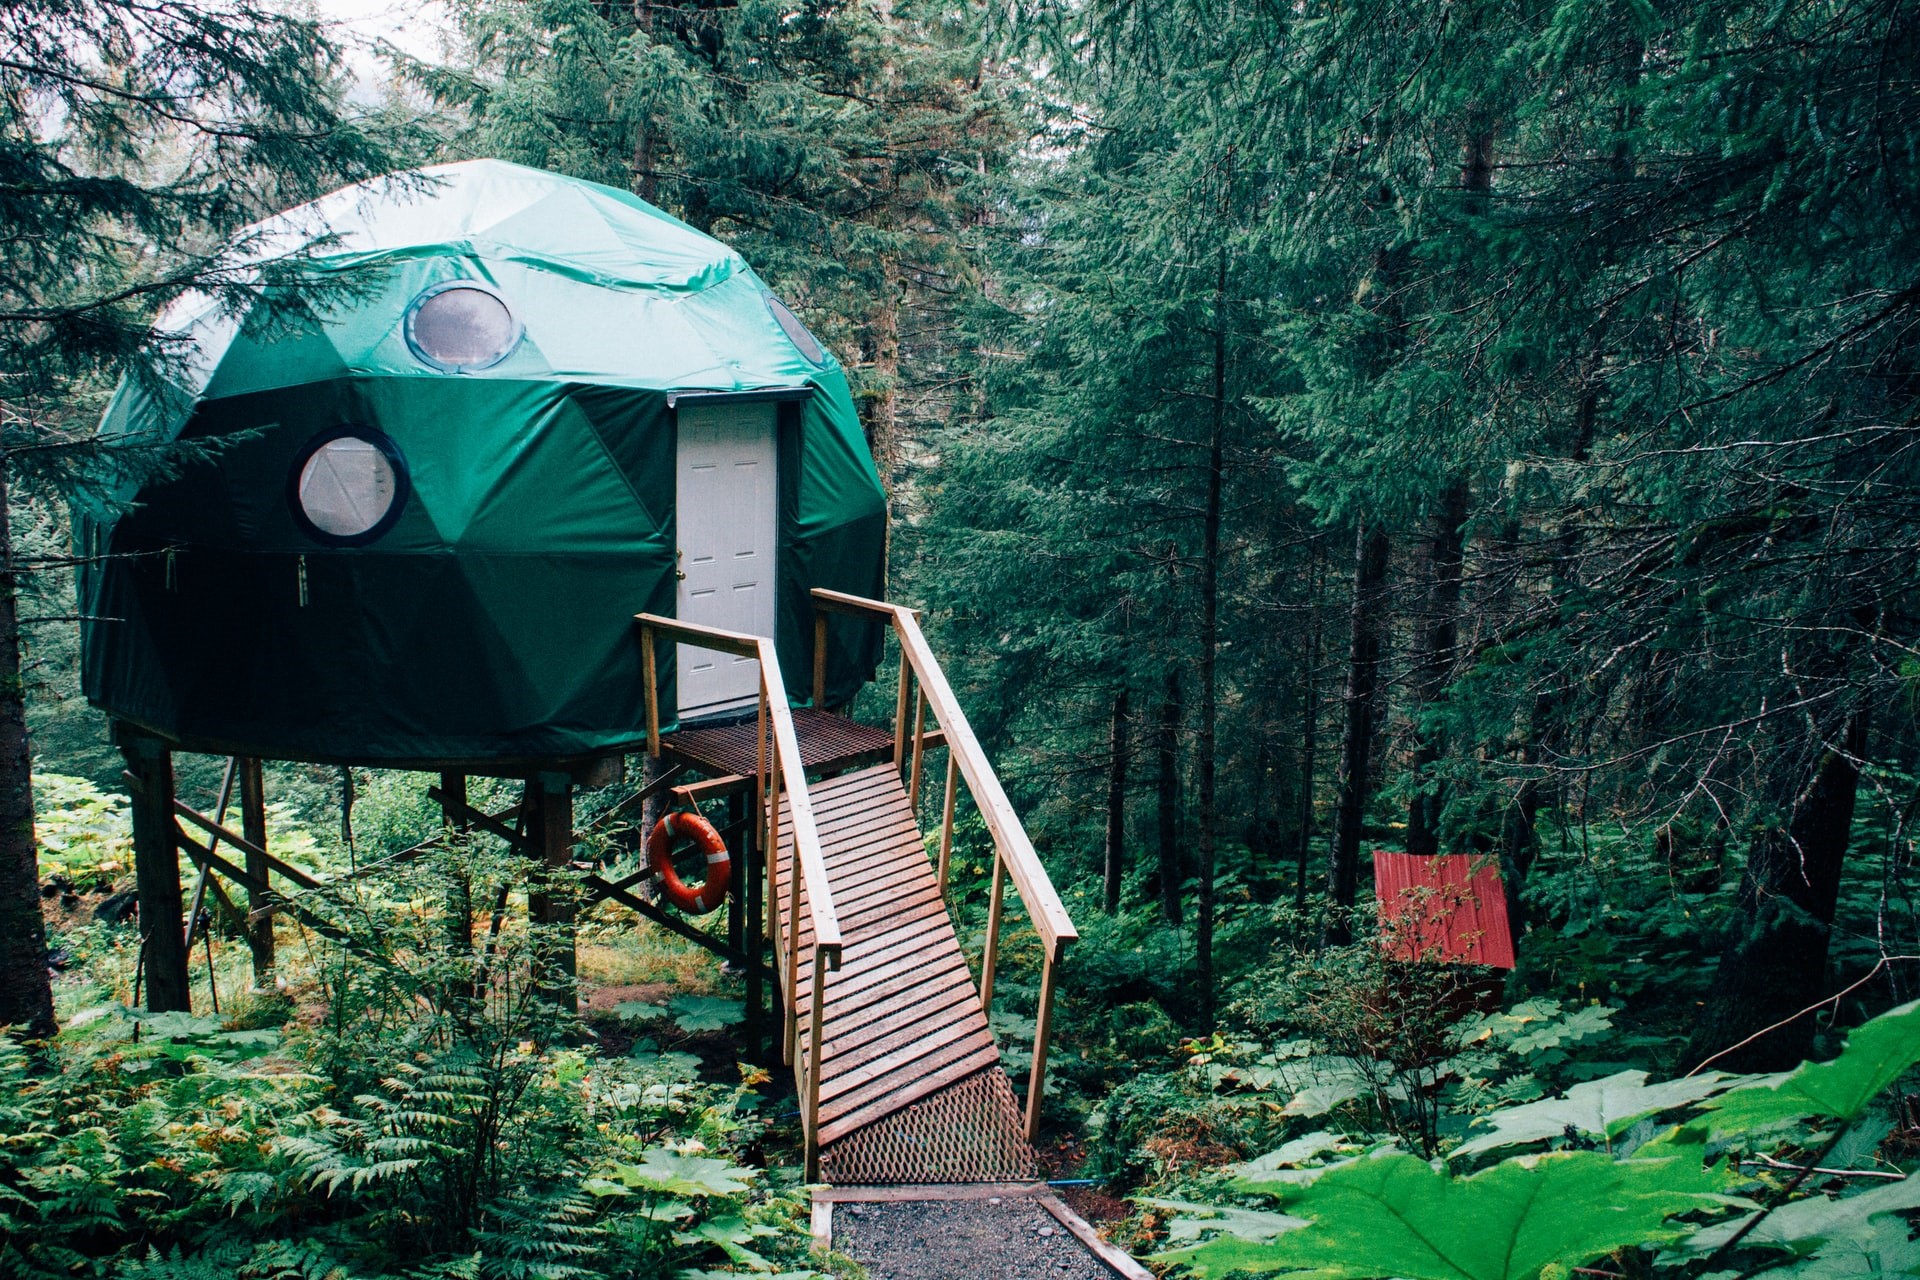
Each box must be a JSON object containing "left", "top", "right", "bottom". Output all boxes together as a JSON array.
[{"left": 4, "top": 0, "right": 1920, "bottom": 1276}]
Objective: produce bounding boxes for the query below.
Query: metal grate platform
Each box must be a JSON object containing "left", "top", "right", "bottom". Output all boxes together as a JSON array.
[
  {"left": 662, "top": 706, "right": 895, "bottom": 779},
  {"left": 820, "top": 1068, "right": 1037, "bottom": 1185}
]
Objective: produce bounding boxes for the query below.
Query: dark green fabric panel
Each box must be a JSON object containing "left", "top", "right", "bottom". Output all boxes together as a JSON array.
[{"left": 82, "top": 533, "right": 674, "bottom": 764}]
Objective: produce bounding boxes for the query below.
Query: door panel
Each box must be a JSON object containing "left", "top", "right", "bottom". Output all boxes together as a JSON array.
[{"left": 675, "top": 403, "right": 777, "bottom": 716}]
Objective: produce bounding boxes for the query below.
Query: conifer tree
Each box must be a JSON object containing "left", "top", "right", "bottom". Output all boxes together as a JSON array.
[{"left": 0, "top": 0, "right": 421, "bottom": 1034}]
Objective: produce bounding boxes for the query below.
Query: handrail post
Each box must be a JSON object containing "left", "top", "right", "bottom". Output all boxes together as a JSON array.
[
  {"left": 892, "top": 651, "right": 912, "bottom": 768},
  {"left": 979, "top": 848, "right": 1006, "bottom": 1013},
  {"left": 784, "top": 788, "right": 802, "bottom": 1069},
  {"left": 907, "top": 688, "right": 928, "bottom": 812},
  {"left": 936, "top": 753, "right": 957, "bottom": 894},
  {"left": 642, "top": 624, "right": 661, "bottom": 755},
  {"left": 756, "top": 686, "right": 770, "bottom": 939},
  {"left": 812, "top": 611, "right": 829, "bottom": 710},
  {"left": 803, "top": 945, "right": 832, "bottom": 1181},
  {"left": 1024, "top": 948, "right": 1060, "bottom": 1141}
]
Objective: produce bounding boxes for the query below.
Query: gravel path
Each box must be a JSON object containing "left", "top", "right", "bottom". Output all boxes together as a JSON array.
[{"left": 830, "top": 1196, "right": 1118, "bottom": 1280}]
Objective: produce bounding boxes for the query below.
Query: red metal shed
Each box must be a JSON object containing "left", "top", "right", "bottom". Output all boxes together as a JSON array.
[{"left": 1372, "top": 851, "right": 1517, "bottom": 970}]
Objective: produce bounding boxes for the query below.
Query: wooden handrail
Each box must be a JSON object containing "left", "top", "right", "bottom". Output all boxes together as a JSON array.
[
  {"left": 808, "top": 586, "right": 1077, "bottom": 1141},
  {"left": 810, "top": 589, "right": 1076, "bottom": 957},
  {"left": 635, "top": 613, "right": 842, "bottom": 955},
  {"left": 635, "top": 611, "right": 842, "bottom": 1178}
]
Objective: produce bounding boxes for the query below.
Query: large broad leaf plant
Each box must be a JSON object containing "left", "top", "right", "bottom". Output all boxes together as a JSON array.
[{"left": 1162, "top": 1001, "right": 1920, "bottom": 1279}]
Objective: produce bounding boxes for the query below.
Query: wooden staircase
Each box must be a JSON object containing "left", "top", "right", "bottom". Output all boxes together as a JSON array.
[
  {"left": 779, "top": 765, "right": 1034, "bottom": 1181},
  {"left": 639, "top": 590, "right": 1076, "bottom": 1185}
]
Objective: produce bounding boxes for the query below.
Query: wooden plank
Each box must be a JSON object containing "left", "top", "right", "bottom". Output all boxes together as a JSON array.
[
  {"left": 801, "top": 811, "right": 913, "bottom": 854},
  {"left": 818, "top": 1015, "right": 987, "bottom": 1106},
  {"left": 793, "top": 899, "right": 954, "bottom": 969},
  {"left": 830, "top": 867, "right": 944, "bottom": 916},
  {"left": 1038, "top": 1194, "right": 1157, "bottom": 1280},
  {"left": 809, "top": 928, "right": 965, "bottom": 1009},
  {"left": 802, "top": 832, "right": 926, "bottom": 885},
  {"left": 816, "top": 937, "right": 975, "bottom": 1017},
  {"left": 172, "top": 799, "right": 323, "bottom": 891},
  {"left": 816, "top": 1046, "right": 1002, "bottom": 1143},
  {"left": 797, "top": 773, "right": 902, "bottom": 821},
  {"left": 830, "top": 874, "right": 947, "bottom": 925},
  {"left": 781, "top": 817, "right": 918, "bottom": 867},
  {"left": 427, "top": 787, "right": 538, "bottom": 857},
  {"left": 822, "top": 980, "right": 984, "bottom": 1064},
  {"left": 811, "top": 588, "right": 915, "bottom": 620},
  {"left": 817, "top": 969, "right": 980, "bottom": 1048},
  {"left": 813, "top": 1182, "right": 1045, "bottom": 1204}
]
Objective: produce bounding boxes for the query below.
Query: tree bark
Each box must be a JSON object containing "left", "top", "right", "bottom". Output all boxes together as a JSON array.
[
  {"left": 1295, "top": 536, "right": 1324, "bottom": 904},
  {"left": 1688, "top": 711, "right": 1868, "bottom": 1071},
  {"left": 1324, "top": 523, "right": 1390, "bottom": 946},
  {"left": 440, "top": 772, "right": 473, "bottom": 957},
  {"left": 1103, "top": 687, "right": 1130, "bottom": 915},
  {"left": 1156, "top": 672, "right": 1183, "bottom": 925},
  {"left": 526, "top": 775, "right": 577, "bottom": 1015},
  {"left": 1405, "top": 480, "right": 1468, "bottom": 857},
  {"left": 124, "top": 727, "right": 189, "bottom": 1012},
  {"left": 0, "top": 467, "right": 53, "bottom": 1037},
  {"left": 239, "top": 757, "right": 274, "bottom": 983},
  {"left": 1195, "top": 238, "right": 1228, "bottom": 1021}
]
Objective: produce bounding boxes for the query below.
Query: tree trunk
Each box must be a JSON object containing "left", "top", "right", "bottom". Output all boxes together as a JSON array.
[
  {"left": 239, "top": 757, "right": 274, "bottom": 983},
  {"left": 1103, "top": 687, "right": 1130, "bottom": 914},
  {"left": 526, "top": 775, "right": 577, "bottom": 1016},
  {"left": 1405, "top": 480, "right": 1468, "bottom": 857},
  {"left": 1688, "top": 711, "right": 1868, "bottom": 1071},
  {"left": 1195, "top": 239, "right": 1228, "bottom": 1021},
  {"left": 1156, "top": 672, "right": 1183, "bottom": 925},
  {"left": 1324, "top": 523, "right": 1390, "bottom": 946},
  {"left": 124, "top": 727, "right": 189, "bottom": 1012},
  {"left": 0, "top": 467, "right": 53, "bottom": 1037},
  {"left": 1295, "top": 536, "right": 1324, "bottom": 904}
]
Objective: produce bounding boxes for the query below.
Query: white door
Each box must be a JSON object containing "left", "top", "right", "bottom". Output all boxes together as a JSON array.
[{"left": 675, "top": 402, "right": 778, "bottom": 717}]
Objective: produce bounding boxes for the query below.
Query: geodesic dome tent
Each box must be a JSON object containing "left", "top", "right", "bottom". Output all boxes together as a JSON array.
[{"left": 77, "top": 159, "right": 886, "bottom": 767}]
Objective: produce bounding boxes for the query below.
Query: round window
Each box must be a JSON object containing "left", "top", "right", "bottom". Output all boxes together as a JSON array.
[
  {"left": 764, "top": 292, "right": 827, "bottom": 366},
  {"left": 404, "top": 281, "right": 522, "bottom": 372},
  {"left": 289, "top": 429, "right": 410, "bottom": 545}
]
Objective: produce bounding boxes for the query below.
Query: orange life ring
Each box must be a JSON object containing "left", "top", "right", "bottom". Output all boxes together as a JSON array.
[{"left": 648, "top": 811, "right": 732, "bottom": 914}]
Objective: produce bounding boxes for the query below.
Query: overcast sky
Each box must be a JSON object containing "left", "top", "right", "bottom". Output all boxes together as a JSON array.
[{"left": 306, "top": 0, "right": 452, "bottom": 89}]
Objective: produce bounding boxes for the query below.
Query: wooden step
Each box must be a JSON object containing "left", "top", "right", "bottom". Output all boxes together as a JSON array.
[{"left": 774, "top": 765, "right": 1008, "bottom": 1141}]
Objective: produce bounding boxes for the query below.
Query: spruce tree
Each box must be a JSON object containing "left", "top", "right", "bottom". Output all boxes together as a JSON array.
[{"left": 0, "top": 0, "right": 422, "bottom": 1034}]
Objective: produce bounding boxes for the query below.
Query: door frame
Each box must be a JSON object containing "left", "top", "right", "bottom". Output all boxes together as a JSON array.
[{"left": 666, "top": 385, "right": 810, "bottom": 723}]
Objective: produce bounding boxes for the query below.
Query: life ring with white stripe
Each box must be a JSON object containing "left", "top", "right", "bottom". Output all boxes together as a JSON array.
[{"left": 648, "top": 811, "right": 732, "bottom": 914}]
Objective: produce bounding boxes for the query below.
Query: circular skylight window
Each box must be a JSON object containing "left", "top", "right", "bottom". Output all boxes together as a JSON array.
[
  {"left": 289, "top": 429, "right": 409, "bottom": 545},
  {"left": 765, "top": 292, "right": 827, "bottom": 366},
  {"left": 404, "top": 281, "right": 522, "bottom": 372}
]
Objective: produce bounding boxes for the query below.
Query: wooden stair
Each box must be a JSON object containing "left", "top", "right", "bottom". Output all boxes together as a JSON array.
[{"left": 775, "top": 764, "right": 1035, "bottom": 1182}]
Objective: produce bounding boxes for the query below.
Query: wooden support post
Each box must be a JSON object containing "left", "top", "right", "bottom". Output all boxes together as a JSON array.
[
  {"left": 743, "top": 781, "right": 764, "bottom": 1058},
  {"left": 440, "top": 773, "right": 472, "bottom": 956},
  {"left": 642, "top": 625, "right": 661, "bottom": 756},
  {"left": 813, "top": 610, "right": 829, "bottom": 710},
  {"left": 725, "top": 786, "right": 744, "bottom": 983},
  {"left": 238, "top": 758, "right": 273, "bottom": 983},
  {"left": 527, "top": 774, "right": 577, "bottom": 1014},
  {"left": 1025, "top": 950, "right": 1060, "bottom": 1141},
  {"left": 907, "top": 689, "right": 928, "bottom": 813},
  {"left": 893, "top": 659, "right": 911, "bottom": 769},
  {"left": 123, "top": 728, "right": 189, "bottom": 1012},
  {"left": 979, "top": 849, "right": 1006, "bottom": 1014},
  {"left": 803, "top": 946, "right": 830, "bottom": 1182},
  {"left": 937, "top": 753, "right": 958, "bottom": 895},
  {"left": 781, "top": 760, "right": 801, "bottom": 1069}
]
